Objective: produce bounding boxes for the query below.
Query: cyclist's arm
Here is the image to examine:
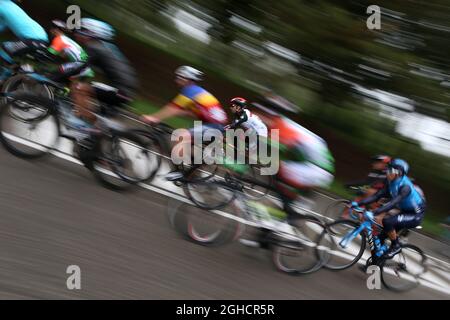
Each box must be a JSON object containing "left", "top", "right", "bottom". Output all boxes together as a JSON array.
[
  {"left": 357, "top": 186, "right": 388, "bottom": 207},
  {"left": 229, "top": 111, "right": 248, "bottom": 129},
  {"left": 372, "top": 185, "right": 411, "bottom": 215},
  {"left": 147, "top": 102, "right": 192, "bottom": 122},
  {"left": 344, "top": 178, "right": 371, "bottom": 188}
]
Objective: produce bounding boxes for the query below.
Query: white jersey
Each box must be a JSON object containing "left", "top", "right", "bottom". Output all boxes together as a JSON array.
[{"left": 240, "top": 109, "right": 268, "bottom": 137}]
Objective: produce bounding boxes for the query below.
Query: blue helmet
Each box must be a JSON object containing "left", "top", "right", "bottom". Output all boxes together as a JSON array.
[
  {"left": 388, "top": 158, "right": 409, "bottom": 176},
  {"left": 76, "top": 18, "right": 115, "bottom": 41}
]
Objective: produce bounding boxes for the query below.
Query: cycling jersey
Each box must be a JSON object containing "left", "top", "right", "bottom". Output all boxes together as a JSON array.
[
  {"left": 48, "top": 35, "right": 94, "bottom": 79},
  {"left": 0, "top": 0, "right": 48, "bottom": 42},
  {"left": 172, "top": 84, "right": 228, "bottom": 125},
  {"left": 230, "top": 109, "right": 268, "bottom": 137},
  {"left": 49, "top": 35, "right": 87, "bottom": 63},
  {"left": 271, "top": 117, "right": 335, "bottom": 174},
  {"left": 388, "top": 176, "right": 425, "bottom": 212},
  {"left": 359, "top": 175, "right": 425, "bottom": 215},
  {"left": 62, "top": 40, "right": 139, "bottom": 97}
]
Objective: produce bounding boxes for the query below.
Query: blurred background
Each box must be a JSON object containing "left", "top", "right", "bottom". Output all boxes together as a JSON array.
[{"left": 14, "top": 0, "right": 450, "bottom": 239}]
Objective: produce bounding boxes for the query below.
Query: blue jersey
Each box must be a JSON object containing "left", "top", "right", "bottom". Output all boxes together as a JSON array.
[
  {"left": 0, "top": 0, "right": 48, "bottom": 42},
  {"left": 388, "top": 176, "right": 425, "bottom": 212}
]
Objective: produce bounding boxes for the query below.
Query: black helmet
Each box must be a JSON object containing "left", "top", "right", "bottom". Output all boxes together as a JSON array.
[{"left": 230, "top": 97, "right": 247, "bottom": 109}]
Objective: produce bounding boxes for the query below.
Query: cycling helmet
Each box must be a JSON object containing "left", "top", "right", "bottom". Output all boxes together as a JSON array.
[
  {"left": 230, "top": 97, "right": 247, "bottom": 109},
  {"left": 371, "top": 154, "right": 391, "bottom": 164},
  {"left": 175, "top": 66, "right": 204, "bottom": 82},
  {"left": 388, "top": 158, "right": 409, "bottom": 176},
  {"left": 76, "top": 18, "right": 115, "bottom": 41}
]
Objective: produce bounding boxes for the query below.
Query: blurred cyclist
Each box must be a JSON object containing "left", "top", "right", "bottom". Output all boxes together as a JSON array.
[
  {"left": 47, "top": 19, "right": 94, "bottom": 83},
  {"left": 225, "top": 97, "right": 268, "bottom": 159},
  {"left": 0, "top": 0, "right": 49, "bottom": 81},
  {"left": 143, "top": 66, "right": 228, "bottom": 180},
  {"left": 346, "top": 155, "right": 391, "bottom": 195},
  {"left": 343, "top": 155, "right": 391, "bottom": 214},
  {"left": 67, "top": 18, "right": 139, "bottom": 125},
  {"left": 353, "top": 159, "right": 426, "bottom": 259},
  {"left": 255, "top": 104, "right": 335, "bottom": 222}
]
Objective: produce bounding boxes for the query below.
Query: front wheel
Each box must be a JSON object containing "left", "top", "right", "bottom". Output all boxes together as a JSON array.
[
  {"left": 184, "top": 180, "right": 238, "bottom": 211},
  {"left": 316, "top": 219, "right": 367, "bottom": 270},
  {"left": 167, "top": 198, "right": 242, "bottom": 247},
  {"left": 380, "top": 244, "right": 427, "bottom": 292},
  {"left": 272, "top": 216, "right": 326, "bottom": 275},
  {"left": 89, "top": 130, "right": 161, "bottom": 191},
  {"left": 0, "top": 93, "right": 59, "bottom": 159}
]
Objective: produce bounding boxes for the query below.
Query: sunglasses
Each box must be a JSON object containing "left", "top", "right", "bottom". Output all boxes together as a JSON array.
[{"left": 387, "top": 167, "right": 400, "bottom": 175}]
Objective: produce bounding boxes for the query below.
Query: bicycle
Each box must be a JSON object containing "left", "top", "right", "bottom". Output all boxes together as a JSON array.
[
  {"left": 1, "top": 47, "right": 53, "bottom": 100},
  {"left": 0, "top": 74, "right": 160, "bottom": 190},
  {"left": 167, "top": 178, "right": 327, "bottom": 275},
  {"left": 316, "top": 206, "right": 427, "bottom": 292},
  {"left": 129, "top": 124, "right": 273, "bottom": 200}
]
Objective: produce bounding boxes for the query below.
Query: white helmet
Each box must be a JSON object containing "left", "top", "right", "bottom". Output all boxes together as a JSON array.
[
  {"left": 78, "top": 18, "right": 115, "bottom": 41},
  {"left": 175, "top": 66, "right": 204, "bottom": 82}
]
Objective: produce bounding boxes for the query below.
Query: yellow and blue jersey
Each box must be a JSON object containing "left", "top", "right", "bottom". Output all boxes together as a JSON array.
[{"left": 172, "top": 84, "right": 228, "bottom": 124}]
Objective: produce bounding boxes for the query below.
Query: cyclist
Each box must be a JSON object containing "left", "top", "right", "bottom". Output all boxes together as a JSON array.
[
  {"left": 343, "top": 155, "right": 391, "bottom": 214},
  {"left": 238, "top": 105, "right": 335, "bottom": 247},
  {"left": 0, "top": 0, "right": 49, "bottom": 81},
  {"left": 47, "top": 20, "right": 94, "bottom": 83},
  {"left": 345, "top": 155, "right": 391, "bottom": 194},
  {"left": 226, "top": 97, "right": 267, "bottom": 139},
  {"left": 64, "top": 18, "right": 139, "bottom": 126},
  {"left": 143, "top": 66, "right": 228, "bottom": 179},
  {"left": 224, "top": 97, "right": 268, "bottom": 163},
  {"left": 353, "top": 159, "right": 426, "bottom": 259}
]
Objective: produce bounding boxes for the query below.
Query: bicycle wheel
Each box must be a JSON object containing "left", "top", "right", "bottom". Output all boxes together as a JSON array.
[
  {"left": 325, "top": 199, "right": 353, "bottom": 221},
  {"left": 380, "top": 244, "right": 427, "bottom": 292},
  {"left": 272, "top": 216, "right": 326, "bottom": 275},
  {"left": 184, "top": 180, "right": 238, "bottom": 211},
  {"left": 2, "top": 74, "right": 53, "bottom": 102},
  {"left": 110, "top": 130, "right": 162, "bottom": 184},
  {"left": 88, "top": 134, "right": 145, "bottom": 191},
  {"left": 241, "top": 165, "right": 273, "bottom": 200},
  {"left": 167, "top": 198, "right": 242, "bottom": 247},
  {"left": 0, "top": 93, "right": 59, "bottom": 159},
  {"left": 316, "top": 219, "right": 366, "bottom": 270}
]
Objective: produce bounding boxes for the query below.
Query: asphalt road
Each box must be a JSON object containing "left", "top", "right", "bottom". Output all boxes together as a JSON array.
[{"left": 0, "top": 149, "right": 448, "bottom": 300}]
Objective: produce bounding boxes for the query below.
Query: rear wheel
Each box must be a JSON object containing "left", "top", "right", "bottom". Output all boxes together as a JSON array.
[
  {"left": 110, "top": 131, "right": 161, "bottom": 184},
  {"left": 0, "top": 93, "right": 59, "bottom": 159},
  {"left": 380, "top": 244, "right": 427, "bottom": 292},
  {"left": 90, "top": 131, "right": 161, "bottom": 191},
  {"left": 325, "top": 199, "right": 353, "bottom": 221}
]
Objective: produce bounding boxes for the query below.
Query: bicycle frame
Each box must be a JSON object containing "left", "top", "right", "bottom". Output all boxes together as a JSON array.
[{"left": 339, "top": 207, "right": 387, "bottom": 258}]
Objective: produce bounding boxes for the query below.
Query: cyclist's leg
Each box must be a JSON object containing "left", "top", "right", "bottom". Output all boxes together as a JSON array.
[
  {"left": 167, "top": 123, "right": 224, "bottom": 180},
  {"left": 382, "top": 207, "right": 425, "bottom": 258},
  {"left": 71, "top": 81, "right": 96, "bottom": 123}
]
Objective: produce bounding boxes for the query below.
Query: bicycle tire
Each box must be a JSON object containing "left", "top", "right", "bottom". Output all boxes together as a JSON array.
[
  {"left": 272, "top": 216, "right": 326, "bottom": 275},
  {"left": 0, "top": 93, "right": 59, "bottom": 159},
  {"left": 316, "top": 219, "right": 367, "bottom": 270},
  {"left": 380, "top": 243, "right": 427, "bottom": 292}
]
